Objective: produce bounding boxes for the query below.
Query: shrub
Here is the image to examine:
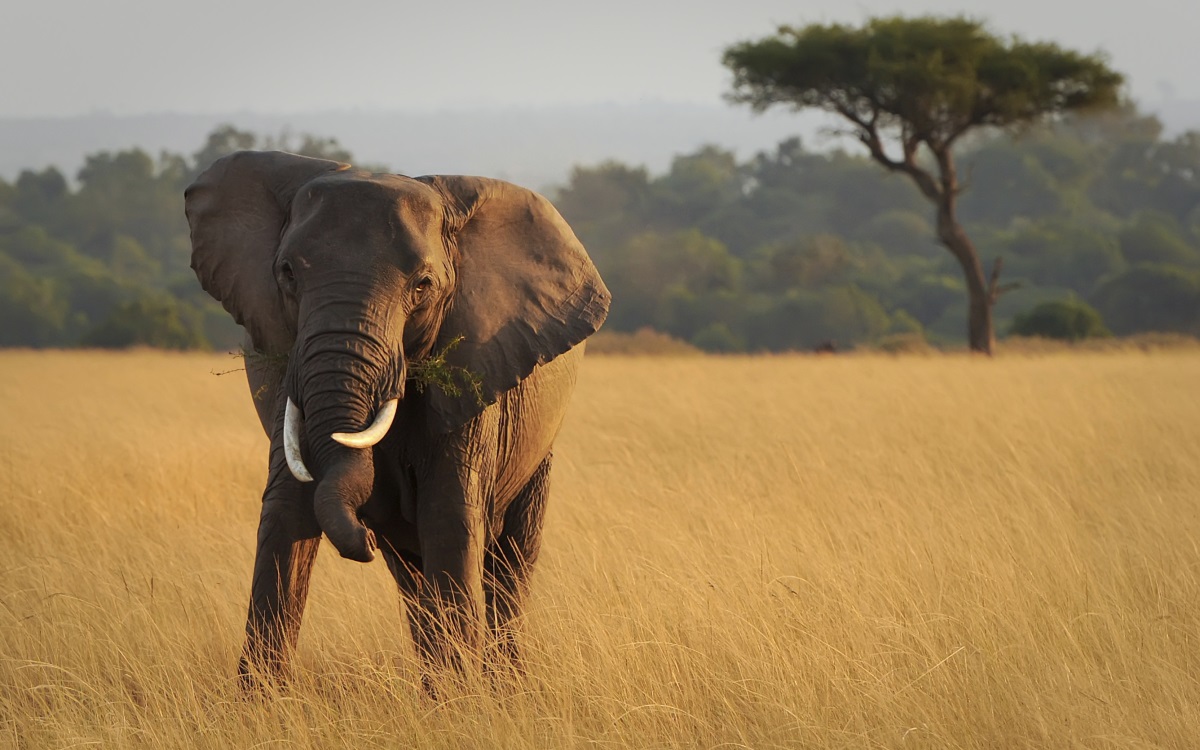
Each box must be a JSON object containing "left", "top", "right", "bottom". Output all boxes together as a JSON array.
[{"left": 1009, "top": 299, "right": 1111, "bottom": 341}]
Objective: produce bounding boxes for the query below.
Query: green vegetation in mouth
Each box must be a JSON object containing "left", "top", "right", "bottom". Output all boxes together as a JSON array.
[{"left": 407, "top": 335, "right": 485, "bottom": 406}]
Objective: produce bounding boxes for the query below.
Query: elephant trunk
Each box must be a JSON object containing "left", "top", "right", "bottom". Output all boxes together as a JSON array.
[
  {"left": 287, "top": 326, "right": 407, "bottom": 562},
  {"left": 312, "top": 447, "right": 378, "bottom": 562}
]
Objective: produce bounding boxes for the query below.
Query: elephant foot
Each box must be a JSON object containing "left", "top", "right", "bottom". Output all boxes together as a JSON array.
[
  {"left": 237, "top": 657, "right": 270, "bottom": 696},
  {"left": 236, "top": 650, "right": 294, "bottom": 697}
]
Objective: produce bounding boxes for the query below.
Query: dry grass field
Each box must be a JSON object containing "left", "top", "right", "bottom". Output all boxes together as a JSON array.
[{"left": 1, "top": 349, "right": 1199, "bottom": 749}]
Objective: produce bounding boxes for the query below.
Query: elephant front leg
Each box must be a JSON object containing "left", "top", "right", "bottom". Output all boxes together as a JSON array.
[
  {"left": 239, "top": 474, "right": 321, "bottom": 688},
  {"left": 412, "top": 450, "right": 492, "bottom": 679}
]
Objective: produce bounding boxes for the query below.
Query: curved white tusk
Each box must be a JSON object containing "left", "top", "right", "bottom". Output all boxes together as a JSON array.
[
  {"left": 284, "top": 398, "right": 314, "bottom": 483},
  {"left": 331, "top": 399, "right": 399, "bottom": 449}
]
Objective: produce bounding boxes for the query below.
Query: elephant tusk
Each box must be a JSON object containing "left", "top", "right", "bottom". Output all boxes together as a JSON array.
[
  {"left": 284, "top": 398, "right": 314, "bottom": 483},
  {"left": 331, "top": 399, "right": 399, "bottom": 449}
]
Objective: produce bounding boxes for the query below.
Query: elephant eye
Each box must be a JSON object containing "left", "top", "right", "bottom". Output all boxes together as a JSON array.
[
  {"left": 280, "top": 261, "right": 296, "bottom": 286},
  {"left": 413, "top": 276, "right": 432, "bottom": 295}
]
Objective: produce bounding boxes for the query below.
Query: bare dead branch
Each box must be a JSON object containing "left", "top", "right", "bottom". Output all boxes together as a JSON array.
[{"left": 987, "top": 257, "right": 1011, "bottom": 304}]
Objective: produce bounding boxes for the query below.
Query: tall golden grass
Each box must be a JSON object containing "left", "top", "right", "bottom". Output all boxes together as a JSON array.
[{"left": 2, "top": 349, "right": 1199, "bottom": 748}]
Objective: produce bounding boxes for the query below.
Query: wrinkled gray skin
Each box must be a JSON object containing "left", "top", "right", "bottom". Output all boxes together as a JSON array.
[{"left": 184, "top": 151, "right": 609, "bottom": 685}]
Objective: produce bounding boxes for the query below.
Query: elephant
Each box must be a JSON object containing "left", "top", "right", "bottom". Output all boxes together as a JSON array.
[{"left": 184, "top": 150, "right": 610, "bottom": 685}]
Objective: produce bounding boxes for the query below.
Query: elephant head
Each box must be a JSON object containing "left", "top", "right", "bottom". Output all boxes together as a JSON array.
[{"left": 185, "top": 151, "right": 609, "bottom": 562}]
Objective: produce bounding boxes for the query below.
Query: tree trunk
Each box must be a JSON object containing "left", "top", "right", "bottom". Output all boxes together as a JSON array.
[
  {"left": 965, "top": 278, "right": 996, "bottom": 355},
  {"left": 936, "top": 200, "right": 995, "bottom": 355},
  {"left": 860, "top": 137, "right": 999, "bottom": 354}
]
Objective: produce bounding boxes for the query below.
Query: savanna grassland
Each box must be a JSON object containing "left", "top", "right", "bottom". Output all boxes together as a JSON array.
[{"left": 2, "top": 349, "right": 1199, "bottom": 749}]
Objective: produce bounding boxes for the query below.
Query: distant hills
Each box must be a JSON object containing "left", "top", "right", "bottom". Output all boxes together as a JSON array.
[{"left": 0, "top": 103, "right": 829, "bottom": 191}]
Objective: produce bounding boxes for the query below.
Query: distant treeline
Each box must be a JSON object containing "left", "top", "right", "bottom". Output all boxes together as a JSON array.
[
  {"left": 558, "top": 108, "right": 1200, "bottom": 350},
  {"left": 2, "top": 112, "right": 1199, "bottom": 351},
  {"left": 0, "top": 127, "right": 352, "bottom": 350}
]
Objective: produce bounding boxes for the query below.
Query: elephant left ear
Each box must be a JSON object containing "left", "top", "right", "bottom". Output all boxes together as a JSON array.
[{"left": 418, "top": 176, "right": 611, "bottom": 432}]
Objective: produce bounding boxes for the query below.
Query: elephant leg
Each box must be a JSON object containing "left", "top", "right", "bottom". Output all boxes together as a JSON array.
[
  {"left": 413, "top": 475, "right": 488, "bottom": 675},
  {"left": 485, "top": 453, "right": 552, "bottom": 670},
  {"left": 238, "top": 466, "right": 321, "bottom": 688},
  {"left": 410, "top": 421, "right": 497, "bottom": 677},
  {"left": 377, "top": 538, "right": 443, "bottom": 696}
]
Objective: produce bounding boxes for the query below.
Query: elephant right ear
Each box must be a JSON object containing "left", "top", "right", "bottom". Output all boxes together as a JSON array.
[{"left": 184, "top": 151, "right": 349, "bottom": 354}]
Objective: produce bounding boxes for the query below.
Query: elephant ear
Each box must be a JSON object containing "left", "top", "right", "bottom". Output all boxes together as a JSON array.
[
  {"left": 184, "top": 150, "right": 350, "bottom": 354},
  {"left": 419, "top": 176, "right": 611, "bottom": 432}
]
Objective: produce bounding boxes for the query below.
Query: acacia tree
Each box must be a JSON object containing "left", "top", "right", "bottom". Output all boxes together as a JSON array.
[{"left": 723, "top": 16, "right": 1123, "bottom": 352}]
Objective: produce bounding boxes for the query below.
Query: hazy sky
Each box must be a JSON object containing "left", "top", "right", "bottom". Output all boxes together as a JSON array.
[{"left": 4, "top": 0, "right": 1195, "bottom": 117}]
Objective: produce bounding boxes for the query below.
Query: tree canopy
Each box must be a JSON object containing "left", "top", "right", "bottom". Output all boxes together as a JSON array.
[{"left": 724, "top": 16, "right": 1122, "bottom": 148}]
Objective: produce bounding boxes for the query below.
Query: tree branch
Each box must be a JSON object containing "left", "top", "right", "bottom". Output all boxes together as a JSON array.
[
  {"left": 842, "top": 107, "right": 943, "bottom": 202},
  {"left": 986, "top": 257, "right": 1020, "bottom": 303}
]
